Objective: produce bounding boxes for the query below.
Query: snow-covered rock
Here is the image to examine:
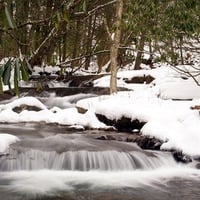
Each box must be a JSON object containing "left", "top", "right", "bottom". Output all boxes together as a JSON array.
[{"left": 0, "top": 134, "right": 20, "bottom": 153}]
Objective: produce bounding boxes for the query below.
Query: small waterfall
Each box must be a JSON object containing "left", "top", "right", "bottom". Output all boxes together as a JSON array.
[{"left": 0, "top": 148, "right": 177, "bottom": 171}]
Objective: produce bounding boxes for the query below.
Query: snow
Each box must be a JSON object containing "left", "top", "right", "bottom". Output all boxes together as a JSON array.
[
  {"left": 77, "top": 64, "right": 200, "bottom": 157},
  {"left": 32, "top": 66, "right": 60, "bottom": 76},
  {"left": 77, "top": 91, "right": 200, "bottom": 156},
  {"left": 1, "top": 60, "right": 200, "bottom": 156},
  {"left": 0, "top": 96, "right": 47, "bottom": 111},
  {"left": 0, "top": 97, "right": 107, "bottom": 129},
  {"left": 0, "top": 134, "right": 20, "bottom": 153}
]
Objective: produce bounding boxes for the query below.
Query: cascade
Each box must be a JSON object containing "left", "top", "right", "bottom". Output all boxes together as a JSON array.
[
  {"left": 0, "top": 147, "right": 177, "bottom": 171},
  {"left": 0, "top": 127, "right": 200, "bottom": 200}
]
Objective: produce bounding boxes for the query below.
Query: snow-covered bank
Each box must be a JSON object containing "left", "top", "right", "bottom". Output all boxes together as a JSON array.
[
  {"left": 0, "top": 91, "right": 200, "bottom": 157},
  {"left": 77, "top": 91, "right": 200, "bottom": 157},
  {"left": 77, "top": 65, "right": 200, "bottom": 157},
  {"left": 1, "top": 65, "right": 200, "bottom": 157}
]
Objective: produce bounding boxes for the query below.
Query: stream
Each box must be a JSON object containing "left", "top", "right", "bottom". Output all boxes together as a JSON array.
[{"left": 0, "top": 123, "right": 200, "bottom": 200}]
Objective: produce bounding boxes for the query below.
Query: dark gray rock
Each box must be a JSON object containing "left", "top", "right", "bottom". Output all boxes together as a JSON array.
[
  {"left": 195, "top": 163, "right": 200, "bottom": 169},
  {"left": 12, "top": 104, "right": 42, "bottom": 113},
  {"left": 172, "top": 151, "right": 192, "bottom": 163},
  {"left": 124, "top": 75, "right": 155, "bottom": 84},
  {"left": 96, "top": 114, "right": 146, "bottom": 132},
  {"left": 127, "top": 135, "right": 162, "bottom": 150},
  {"left": 96, "top": 135, "right": 116, "bottom": 141}
]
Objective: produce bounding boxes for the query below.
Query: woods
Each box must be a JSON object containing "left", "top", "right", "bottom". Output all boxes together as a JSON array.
[
  {"left": 0, "top": 0, "right": 200, "bottom": 93},
  {"left": 1, "top": 2, "right": 200, "bottom": 199}
]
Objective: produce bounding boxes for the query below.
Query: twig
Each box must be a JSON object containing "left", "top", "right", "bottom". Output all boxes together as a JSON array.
[
  {"left": 87, "top": 0, "right": 117, "bottom": 17},
  {"left": 170, "top": 64, "right": 200, "bottom": 86}
]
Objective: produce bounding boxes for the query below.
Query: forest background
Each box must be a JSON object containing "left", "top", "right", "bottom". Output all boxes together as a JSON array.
[{"left": 0, "top": 0, "right": 200, "bottom": 94}]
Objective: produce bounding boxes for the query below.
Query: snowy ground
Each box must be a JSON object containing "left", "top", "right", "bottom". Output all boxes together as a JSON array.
[
  {"left": 1, "top": 58, "right": 200, "bottom": 157},
  {"left": 77, "top": 65, "right": 200, "bottom": 157}
]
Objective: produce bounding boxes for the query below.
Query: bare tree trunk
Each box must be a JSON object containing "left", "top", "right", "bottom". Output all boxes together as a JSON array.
[
  {"left": 85, "top": 15, "right": 93, "bottom": 70},
  {"left": 179, "top": 36, "right": 184, "bottom": 65},
  {"left": 62, "top": 33, "right": 67, "bottom": 62},
  {"left": 71, "top": 20, "right": 81, "bottom": 68},
  {"left": 110, "top": 0, "right": 123, "bottom": 94},
  {"left": 134, "top": 33, "right": 145, "bottom": 70}
]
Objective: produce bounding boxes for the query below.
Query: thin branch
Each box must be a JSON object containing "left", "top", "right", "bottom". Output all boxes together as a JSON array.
[
  {"left": 170, "top": 64, "right": 200, "bottom": 86},
  {"left": 56, "top": 50, "right": 110, "bottom": 67},
  {"left": 189, "top": 73, "right": 200, "bottom": 86},
  {"left": 16, "top": 18, "right": 51, "bottom": 29},
  {"left": 87, "top": 0, "right": 117, "bottom": 17},
  {"left": 31, "top": 27, "right": 57, "bottom": 57},
  {"left": 1, "top": 29, "right": 30, "bottom": 46}
]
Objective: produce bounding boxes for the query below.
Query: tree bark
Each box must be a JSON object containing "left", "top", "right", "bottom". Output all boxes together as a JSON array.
[
  {"left": 179, "top": 36, "right": 184, "bottom": 65},
  {"left": 134, "top": 33, "right": 146, "bottom": 70},
  {"left": 84, "top": 15, "right": 93, "bottom": 70},
  {"left": 110, "top": 0, "right": 123, "bottom": 94}
]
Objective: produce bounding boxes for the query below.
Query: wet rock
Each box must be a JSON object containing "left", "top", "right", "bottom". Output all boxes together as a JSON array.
[
  {"left": 19, "top": 87, "right": 112, "bottom": 97},
  {"left": 127, "top": 135, "right": 162, "bottom": 150},
  {"left": 96, "top": 135, "right": 116, "bottom": 141},
  {"left": 76, "top": 106, "right": 88, "bottom": 114},
  {"left": 96, "top": 114, "right": 146, "bottom": 132},
  {"left": 0, "top": 92, "right": 14, "bottom": 102},
  {"left": 172, "top": 151, "right": 192, "bottom": 163},
  {"left": 67, "top": 74, "right": 104, "bottom": 87},
  {"left": 12, "top": 104, "right": 42, "bottom": 113},
  {"left": 124, "top": 75, "right": 154, "bottom": 84},
  {"left": 193, "top": 156, "right": 200, "bottom": 162},
  {"left": 195, "top": 163, "right": 200, "bottom": 169}
]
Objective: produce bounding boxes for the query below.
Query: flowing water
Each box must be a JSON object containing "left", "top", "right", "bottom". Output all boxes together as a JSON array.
[{"left": 0, "top": 124, "right": 200, "bottom": 200}]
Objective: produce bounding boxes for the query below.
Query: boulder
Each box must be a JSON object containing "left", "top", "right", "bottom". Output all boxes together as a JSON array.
[
  {"left": 76, "top": 106, "right": 88, "bottom": 114},
  {"left": 12, "top": 104, "right": 42, "bottom": 113},
  {"left": 124, "top": 75, "right": 154, "bottom": 84},
  {"left": 172, "top": 151, "right": 192, "bottom": 163},
  {"left": 127, "top": 135, "right": 162, "bottom": 150},
  {"left": 195, "top": 163, "right": 200, "bottom": 169},
  {"left": 96, "top": 114, "right": 146, "bottom": 132}
]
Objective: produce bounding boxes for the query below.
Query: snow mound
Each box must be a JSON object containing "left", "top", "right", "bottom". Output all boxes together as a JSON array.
[
  {"left": 0, "top": 134, "right": 20, "bottom": 153},
  {"left": 0, "top": 97, "right": 47, "bottom": 111}
]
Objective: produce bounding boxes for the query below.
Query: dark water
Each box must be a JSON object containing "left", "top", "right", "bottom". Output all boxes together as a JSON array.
[{"left": 0, "top": 124, "right": 200, "bottom": 200}]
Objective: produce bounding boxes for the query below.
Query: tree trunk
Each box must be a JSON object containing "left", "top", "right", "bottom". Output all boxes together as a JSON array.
[
  {"left": 179, "top": 36, "right": 184, "bottom": 65},
  {"left": 84, "top": 15, "right": 93, "bottom": 70},
  {"left": 110, "top": 0, "right": 123, "bottom": 94},
  {"left": 71, "top": 20, "right": 81, "bottom": 68},
  {"left": 134, "top": 33, "right": 145, "bottom": 70},
  {"left": 62, "top": 33, "right": 67, "bottom": 62}
]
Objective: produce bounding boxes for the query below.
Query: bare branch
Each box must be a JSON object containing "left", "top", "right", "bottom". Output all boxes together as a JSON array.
[
  {"left": 87, "top": 0, "right": 117, "bottom": 17},
  {"left": 170, "top": 64, "right": 200, "bottom": 86},
  {"left": 30, "top": 27, "right": 57, "bottom": 57},
  {"left": 0, "top": 28, "right": 30, "bottom": 46},
  {"left": 56, "top": 50, "right": 110, "bottom": 67},
  {"left": 16, "top": 18, "right": 51, "bottom": 29},
  {"left": 103, "top": 17, "right": 112, "bottom": 40}
]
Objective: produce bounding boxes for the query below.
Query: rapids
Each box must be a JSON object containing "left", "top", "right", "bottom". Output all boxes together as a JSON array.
[{"left": 0, "top": 123, "right": 200, "bottom": 200}]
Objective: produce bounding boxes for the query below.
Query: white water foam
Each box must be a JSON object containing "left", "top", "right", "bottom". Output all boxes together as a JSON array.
[{"left": 0, "top": 168, "right": 200, "bottom": 196}]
